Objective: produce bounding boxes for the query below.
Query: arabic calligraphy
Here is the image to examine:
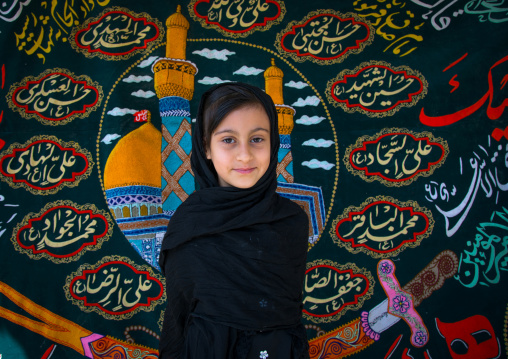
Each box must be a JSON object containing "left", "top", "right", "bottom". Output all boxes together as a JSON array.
[
  {"left": 71, "top": 7, "right": 163, "bottom": 60},
  {"left": 0, "top": 194, "right": 19, "bottom": 239},
  {"left": 66, "top": 256, "right": 165, "bottom": 320},
  {"left": 436, "top": 315, "right": 501, "bottom": 359},
  {"left": 420, "top": 54, "right": 508, "bottom": 133},
  {"left": 134, "top": 109, "right": 150, "bottom": 122},
  {"left": 411, "top": 0, "right": 508, "bottom": 30},
  {"left": 455, "top": 207, "right": 508, "bottom": 289},
  {"left": 354, "top": 0, "right": 425, "bottom": 57},
  {"left": 303, "top": 260, "right": 374, "bottom": 324},
  {"left": 0, "top": 0, "right": 31, "bottom": 22},
  {"left": 465, "top": 0, "right": 508, "bottom": 23},
  {"left": 346, "top": 128, "right": 448, "bottom": 186},
  {"left": 331, "top": 196, "right": 433, "bottom": 258},
  {"left": 13, "top": 0, "right": 110, "bottom": 62},
  {"left": 410, "top": 0, "right": 466, "bottom": 31},
  {"left": 190, "top": 0, "right": 285, "bottom": 37},
  {"left": 13, "top": 200, "right": 113, "bottom": 263},
  {"left": 0, "top": 136, "right": 93, "bottom": 195},
  {"left": 8, "top": 68, "right": 103, "bottom": 125},
  {"left": 310, "top": 250, "right": 459, "bottom": 359},
  {"left": 326, "top": 61, "right": 427, "bottom": 117},
  {"left": 425, "top": 135, "right": 508, "bottom": 237},
  {"left": 276, "top": 10, "right": 373, "bottom": 65}
]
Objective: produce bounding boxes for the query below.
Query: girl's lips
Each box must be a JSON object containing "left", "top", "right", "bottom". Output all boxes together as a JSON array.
[{"left": 234, "top": 168, "right": 255, "bottom": 174}]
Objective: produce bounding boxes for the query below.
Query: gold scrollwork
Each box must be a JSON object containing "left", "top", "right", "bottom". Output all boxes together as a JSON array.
[
  {"left": 69, "top": 6, "right": 165, "bottom": 61},
  {"left": 344, "top": 127, "right": 449, "bottom": 187},
  {"left": 64, "top": 255, "right": 166, "bottom": 320},
  {"left": 325, "top": 60, "right": 428, "bottom": 118},
  {"left": 330, "top": 195, "right": 434, "bottom": 259},
  {"left": 188, "top": 0, "right": 286, "bottom": 38},
  {"left": 275, "top": 9, "right": 374, "bottom": 65},
  {"left": 6, "top": 68, "right": 103, "bottom": 126},
  {"left": 303, "top": 259, "right": 374, "bottom": 324},
  {"left": 11, "top": 200, "right": 114, "bottom": 264},
  {"left": 0, "top": 135, "right": 94, "bottom": 195}
]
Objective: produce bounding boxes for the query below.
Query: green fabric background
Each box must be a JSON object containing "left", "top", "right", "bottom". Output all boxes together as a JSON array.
[{"left": 1, "top": 0, "right": 507, "bottom": 358}]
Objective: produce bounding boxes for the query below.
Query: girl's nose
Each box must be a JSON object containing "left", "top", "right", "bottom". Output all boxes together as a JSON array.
[{"left": 236, "top": 142, "right": 253, "bottom": 162}]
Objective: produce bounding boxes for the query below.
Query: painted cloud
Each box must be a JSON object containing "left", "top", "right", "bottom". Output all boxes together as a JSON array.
[
  {"left": 292, "top": 96, "right": 320, "bottom": 107},
  {"left": 285, "top": 81, "right": 308, "bottom": 89},
  {"left": 295, "top": 115, "right": 326, "bottom": 125},
  {"left": 107, "top": 107, "right": 138, "bottom": 116},
  {"left": 303, "top": 139, "right": 334, "bottom": 148},
  {"left": 198, "top": 76, "right": 232, "bottom": 85},
  {"left": 233, "top": 66, "right": 264, "bottom": 76},
  {"left": 123, "top": 75, "right": 153, "bottom": 83},
  {"left": 302, "top": 159, "right": 335, "bottom": 170},
  {"left": 101, "top": 134, "right": 122, "bottom": 145},
  {"left": 192, "top": 48, "right": 235, "bottom": 61},
  {"left": 138, "top": 56, "right": 159, "bottom": 68},
  {"left": 131, "top": 90, "right": 156, "bottom": 98}
]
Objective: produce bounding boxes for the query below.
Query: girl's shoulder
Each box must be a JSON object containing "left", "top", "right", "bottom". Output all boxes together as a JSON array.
[
  {"left": 275, "top": 194, "right": 309, "bottom": 226},
  {"left": 276, "top": 192, "right": 307, "bottom": 212}
]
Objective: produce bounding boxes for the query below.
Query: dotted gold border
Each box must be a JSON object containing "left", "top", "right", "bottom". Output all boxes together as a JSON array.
[
  {"left": 189, "top": 38, "right": 339, "bottom": 250},
  {"left": 97, "top": 38, "right": 340, "bottom": 251}
]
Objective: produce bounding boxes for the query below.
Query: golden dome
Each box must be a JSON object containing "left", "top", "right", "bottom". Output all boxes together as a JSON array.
[
  {"left": 264, "top": 58, "right": 284, "bottom": 79},
  {"left": 166, "top": 5, "right": 189, "bottom": 30},
  {"left": 104, "top": 115, "right": 161, "bottom": 190}
]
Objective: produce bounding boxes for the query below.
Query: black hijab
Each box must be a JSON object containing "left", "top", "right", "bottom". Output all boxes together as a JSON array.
[
  {"left": 159, "top": 82, "right": 293, "bottom": 257},
  {"left": 158, "top": 83, "right": 309, "bottom": 356}
]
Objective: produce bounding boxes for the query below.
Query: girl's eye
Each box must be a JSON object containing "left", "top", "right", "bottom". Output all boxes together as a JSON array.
[
  {"left": 222, "top": 138, "right": 235, "bottom": 144},
  {"left": 251, "top": 137, "right": 264, "bottom": 143}
]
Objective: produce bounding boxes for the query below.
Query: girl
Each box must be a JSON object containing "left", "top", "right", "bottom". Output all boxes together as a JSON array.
[{"left": 158, "top": 82, "right": 309, "bottom": 359}]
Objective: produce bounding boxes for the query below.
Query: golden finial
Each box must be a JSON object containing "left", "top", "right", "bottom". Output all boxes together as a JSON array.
[
  {"left": 166, "top": 5, "right": 189, "bottom": 29},
  {"left": 264, "top": 58, "right": 284, "bottom": 79}
]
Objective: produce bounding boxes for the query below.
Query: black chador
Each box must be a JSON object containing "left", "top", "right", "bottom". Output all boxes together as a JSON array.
[{"left": 159, "top": 83, "right": 309, "bottom": 359}]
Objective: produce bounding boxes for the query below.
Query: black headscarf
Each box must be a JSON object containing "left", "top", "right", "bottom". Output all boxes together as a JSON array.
[
  {"left": 159, "top": 82, "right": 286, "bottom": 255},
  {"left": 158, "top": 82, "right": 309, "bottom": 357}
]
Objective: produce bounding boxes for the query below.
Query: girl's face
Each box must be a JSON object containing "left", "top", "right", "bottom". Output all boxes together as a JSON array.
[{"left": 206, "top": 105, "right": 271, "bottom": 188}]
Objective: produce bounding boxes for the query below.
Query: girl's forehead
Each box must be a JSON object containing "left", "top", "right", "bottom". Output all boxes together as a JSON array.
[{"left": 216, "top": 106, "right": 270, "bottom": 129}]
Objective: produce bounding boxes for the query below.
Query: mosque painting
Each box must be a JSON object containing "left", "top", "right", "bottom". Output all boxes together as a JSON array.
[{"left": 99, "top": 6, "right": 331, "bottom": 269}]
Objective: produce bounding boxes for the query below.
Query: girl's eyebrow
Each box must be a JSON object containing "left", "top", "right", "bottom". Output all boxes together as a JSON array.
[{"left": 213, "top": 127, "right": 270, "bottom": 136}]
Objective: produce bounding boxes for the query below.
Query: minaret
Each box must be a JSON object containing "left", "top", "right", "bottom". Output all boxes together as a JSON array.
[
  {"left": 264, "top": 58, "right": 295, "bottom": 183},
  {"left": 152, "top": 5, "right": 197, "bottom": 213}
]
